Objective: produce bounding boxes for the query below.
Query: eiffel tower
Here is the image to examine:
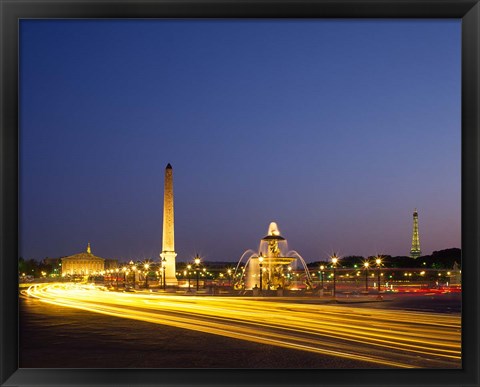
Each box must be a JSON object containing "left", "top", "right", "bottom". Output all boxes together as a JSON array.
[{"left": 410, "top": 209, "right": 421, "bottom": 258}]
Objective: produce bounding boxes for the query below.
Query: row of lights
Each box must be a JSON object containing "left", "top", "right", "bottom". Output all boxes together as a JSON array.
[
  {"left": 177, "top": 254, "right": 205, "bottom": 291},
  {"left": 317, "top": 254, "right": 383, "bottom": 295},
  {"left": 42, "top": 253, "right": 459, "bottom": 291}
]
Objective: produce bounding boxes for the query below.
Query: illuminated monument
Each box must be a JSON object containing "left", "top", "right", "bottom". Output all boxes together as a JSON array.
[
  {"left": 61, "top": 242, "right": 105, "bottom": 275},
  {"left": 410, "top": 209, "right": 422, "bottom": 258},
  {"left": 160, "top": 163, "right": 178, "bottom": 285},
  {"left": 234, "top": 222, "right": 313, "bottom": 290}
]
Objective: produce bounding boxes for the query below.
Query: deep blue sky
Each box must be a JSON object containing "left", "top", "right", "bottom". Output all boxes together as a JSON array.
[{"left": 19, "top": 20, "right": 461, "bottom": 263}]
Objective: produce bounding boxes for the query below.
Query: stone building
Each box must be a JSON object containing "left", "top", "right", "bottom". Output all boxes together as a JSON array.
[{"left": 61, "top": 243, "right": 105, "bottom": 276}]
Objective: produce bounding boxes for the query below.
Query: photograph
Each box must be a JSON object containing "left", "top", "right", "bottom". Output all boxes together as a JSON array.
[{"left": 17, "top": 18, "right": 462, "bottom": 370}]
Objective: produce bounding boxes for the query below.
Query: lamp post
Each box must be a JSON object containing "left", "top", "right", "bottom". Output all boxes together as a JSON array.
[
  {"left": 194, "top": 255, "right": 201, "bottom": 291},
  {"left": 227, "top": 269, "right": 232, "bottom": 288},
  {"left": 320, "top": 265, "right": 325, "bottom": 290},
  {"left": 122, "top": 266, "right": 127, "bottom": 288},
  {"left": 129, "top": 260, "right": 134, "bottom": 288},
  {"left": 144, "top": 263, "right": 150, "bottom": 289},
  {"left": 258, "top": 253, "right": 264, "bottom": 292},
  {"left": 331, "top": 254, "right": 338, "bottom": 297},
  {"left": 364, "top": 261, "right": 370, "bottom": 292},
  {"left": 115, "top": 268, "right": 119, "bottom": 290},
  {"left": 375, "top": 257, "right": 382, "bottom": 293},
  {"left": 187, "top": 264, "right": 192, "bottom": 291},
  {"left": 131, "top": 265, "right": 137, "bottom": 289},
  {"left": 162, "top": 257, "right": 166, "bottom": 290}
]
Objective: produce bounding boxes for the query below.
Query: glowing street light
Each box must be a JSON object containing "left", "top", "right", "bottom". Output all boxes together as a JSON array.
[
  {"left": 130, "top": 262, "right": 137, "bottom": 289},
  {"left": 143, "top": 263, "right": 150, "bottom": 289},
  {"left": 258, "top": 253, "right": 264, "bottom": 292},
  {"left": 115, "top": 268, "right": 120, "bottom": 289},
  {"left": 375, "top": 257, "right": 382, "bottom": 293},
  {"left": 122, "top": 266, "right": 127, "bottom": 288},
  {"left": 319, "top": 264, "right": 325, "bottom": 290},
  {"left": 194, "top": 254, "right": 201, "bottom": 291},
  {"left": 363, "top": 261, "right": 370, "bottom": 292},
  {"left": 162, "top": 257, "right": 167, "bottom": 290},
  {"left": 331, "top": 254, "right": 339, "bottom": 297},
  {"left": 187, "top": 264, "right": 192, "bottom": 291}
]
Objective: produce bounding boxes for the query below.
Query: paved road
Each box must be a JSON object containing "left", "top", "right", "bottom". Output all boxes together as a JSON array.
[{"left": 21, "top": 283, "right": 461, "bottom": 369}]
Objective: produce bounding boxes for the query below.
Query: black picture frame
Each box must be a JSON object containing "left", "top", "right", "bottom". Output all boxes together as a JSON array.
[{"left": 1, "top": 1, "right": 478, "bottom": 386}]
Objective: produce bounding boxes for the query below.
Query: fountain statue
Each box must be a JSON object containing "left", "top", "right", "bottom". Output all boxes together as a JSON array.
[{"left": 233, "top": 222, "right": 313, "bottom": 291}]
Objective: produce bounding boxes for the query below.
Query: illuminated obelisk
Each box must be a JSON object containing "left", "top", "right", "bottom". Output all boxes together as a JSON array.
[{"left": 160, "top": 163, "right": 178, "bottom": 285}]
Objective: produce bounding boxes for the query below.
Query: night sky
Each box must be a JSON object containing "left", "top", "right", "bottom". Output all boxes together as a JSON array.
[{"left": 19, "top": 20, "right": 461, "bottom": 263}]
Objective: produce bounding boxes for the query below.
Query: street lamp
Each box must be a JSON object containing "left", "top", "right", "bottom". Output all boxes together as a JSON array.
[
  {"left": 331, "top": 254, "right": 338, "bottom": 297},
  {"left": 194, "top": 255, "right": 201, "bottom": 291},
  {"left": 131, "top": 265, "right": 137, "bottom": 289},
  {"left": 122, "top": 266, "right": 127, "bottom": 288},
  {"left": 115, "top": 268, "right": 119, "bottom": 290},
  {"left": 162, "top": 257, "right": 166, "bottom": 290},
  {"left": 363, "top": 261, "right": 370, "bottom": 292},
  {"left": 128, "top": 260, "right": 134, "bottom": 288},
  {"left": 227, "top": 269, "right": 232, "bottom": 288},
  {"left": 319, "top": 265, "right": 325, "bottom": 290},
  {"left": 258, "top": 253, "right": 264, "bottom": 292},
  {"left": 187, "top": 264, "right": 192, "bottom": 291},
  {"left": 375, "top": 257, "right": 382, "bottom": 293},
  {"left": 144, "top": 263, "right": 150, "bottom": 289}
]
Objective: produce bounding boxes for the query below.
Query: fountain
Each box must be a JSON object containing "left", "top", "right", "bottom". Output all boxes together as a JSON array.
[{"left": 233, "top": 222, "right": 313, "bottom": 291}]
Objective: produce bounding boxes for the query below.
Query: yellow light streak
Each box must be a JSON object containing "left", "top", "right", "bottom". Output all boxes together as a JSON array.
[{"left": 22, "top": 283, "right": 461, "bottom": 369}]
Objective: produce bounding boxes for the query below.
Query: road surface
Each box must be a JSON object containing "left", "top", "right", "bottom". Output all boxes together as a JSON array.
[{"left": 21, "top": 283, "right": 461, "bottom": 369}]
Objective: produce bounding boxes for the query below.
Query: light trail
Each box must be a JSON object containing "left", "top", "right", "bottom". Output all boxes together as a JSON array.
[{"left": 22, "top": 283, "right": 461, "bottom": 368}]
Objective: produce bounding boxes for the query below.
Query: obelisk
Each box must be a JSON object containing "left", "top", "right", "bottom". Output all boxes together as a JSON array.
[{"left": 160, "top": 163, "right": 178, "bottom": 285}]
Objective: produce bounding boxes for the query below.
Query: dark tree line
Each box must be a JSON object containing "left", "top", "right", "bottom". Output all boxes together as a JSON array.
[
  {"left": 308, "top": 248, "right": 461, "bottom": 269},
  {"left": 18, "top": 257, "right": 56, "bottom": 277}
]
